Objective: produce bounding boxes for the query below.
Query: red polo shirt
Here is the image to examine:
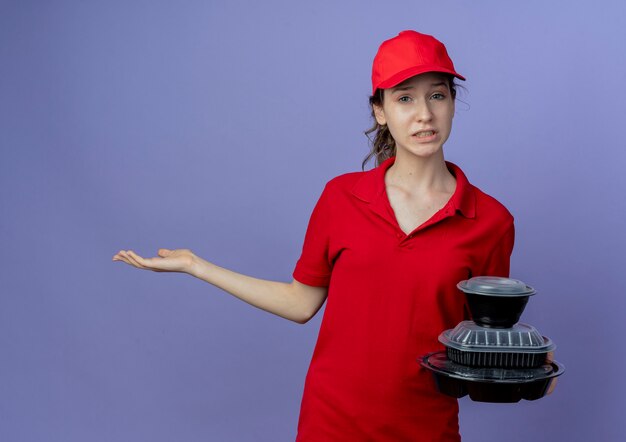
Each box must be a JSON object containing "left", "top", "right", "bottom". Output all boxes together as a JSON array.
[{"left": 293, "top": 157, "right": 514, "bottom": 441}]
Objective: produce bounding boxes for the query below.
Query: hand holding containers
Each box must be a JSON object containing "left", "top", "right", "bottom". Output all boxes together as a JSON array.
[{"left": 420, "top": 277, "right": 564, "bottom": 403}]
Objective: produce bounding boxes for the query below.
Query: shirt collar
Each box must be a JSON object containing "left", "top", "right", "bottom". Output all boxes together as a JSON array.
[{"left": 351, "top": 156, "right": 476, "bottom": 218}]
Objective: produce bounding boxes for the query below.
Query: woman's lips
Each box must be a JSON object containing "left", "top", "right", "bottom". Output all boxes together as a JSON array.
[{"left": 413, "top": 130, "right": 438, "bottom": 141}]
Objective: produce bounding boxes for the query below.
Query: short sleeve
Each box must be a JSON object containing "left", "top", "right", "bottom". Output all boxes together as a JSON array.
[
  {"left": 479, "top": 221, "right": 515, "bottom": 277},
  {"left": 292, "top": 184, "right": 334, "bottom": 287}
]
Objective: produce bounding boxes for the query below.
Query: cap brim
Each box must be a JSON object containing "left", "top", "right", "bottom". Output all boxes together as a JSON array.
[{"left": 374, "top": 65, "right": 465, "bottom": 94}]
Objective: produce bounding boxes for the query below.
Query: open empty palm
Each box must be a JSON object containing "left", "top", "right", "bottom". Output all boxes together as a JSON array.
[{"left": 112, "top": 248, "right": 194, "bottom": 273}]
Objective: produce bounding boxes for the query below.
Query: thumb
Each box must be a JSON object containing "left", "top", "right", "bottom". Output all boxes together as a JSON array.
[{"left": 158, "top": 248, "right": 172, "bottom": 257}]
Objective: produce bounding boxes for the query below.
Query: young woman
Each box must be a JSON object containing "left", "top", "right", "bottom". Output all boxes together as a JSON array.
[{"left": 113, "top": 30, "right": 514, "bottom": 441}]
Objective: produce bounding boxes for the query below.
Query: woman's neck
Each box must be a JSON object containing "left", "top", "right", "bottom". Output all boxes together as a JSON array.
[{"left": 385, "top": 150, "right": 455, "bottom": 194}]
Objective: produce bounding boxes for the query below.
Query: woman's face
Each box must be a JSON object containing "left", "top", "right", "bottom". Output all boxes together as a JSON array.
[{"left": 374, "top": 72, "right": 455, "bottom": 160}]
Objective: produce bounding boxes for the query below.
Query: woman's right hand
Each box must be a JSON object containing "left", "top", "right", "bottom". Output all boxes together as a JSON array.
[
  {"left": 112, "top": 248, "right": 326, "bottom": 323},
  {"left": 112, "top": 248, "right": 195, "bottom": 273}
]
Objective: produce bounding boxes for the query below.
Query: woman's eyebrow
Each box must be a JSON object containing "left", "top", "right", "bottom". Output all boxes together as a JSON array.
[
  {"left": 391, "top": 85, "right": 414, "bottom": 92},
  {"left": 391, "top": 82, "right": 447, "bottom": 92}
]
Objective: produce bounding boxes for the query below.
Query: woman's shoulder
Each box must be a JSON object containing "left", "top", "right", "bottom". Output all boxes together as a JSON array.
[
  {"left": 326, "top": 169, "right": 370, "bottom": 189},
  {"left": 471, "top": 184, "right": 514, "bottom": 224},
  {"left": 315, "top": 168, "right": 372, "bottom": 197},
  {"left": 312, "top": 169, "right": 376, "bottom": 208},
  {"left": 448, "top": 161, "right": 514, "bottom": 225}
]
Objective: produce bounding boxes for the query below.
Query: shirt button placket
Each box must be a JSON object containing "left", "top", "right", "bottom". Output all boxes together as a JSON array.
[
  {"left": 397, "top": 231, "right": 415, "bottom": 250},
  {"left": 405, "top": 234, "right": 415, "bottom": 249},
  {"left": 396, "top": 232, "right": 407, "bottom": 250}
]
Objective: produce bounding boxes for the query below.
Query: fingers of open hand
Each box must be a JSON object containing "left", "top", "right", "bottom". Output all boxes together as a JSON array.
[
  {"left": 112, "top": 250, "right": 133, "bottom": 266},
  {"left": 126, "top": 250, "right": 163, "bottom": 271},
  {"left": 113, "top": 250, "right": 163, "bottom": 272},
  {"left": 113, "top": 250, "right": 140, "bottom": 267}
]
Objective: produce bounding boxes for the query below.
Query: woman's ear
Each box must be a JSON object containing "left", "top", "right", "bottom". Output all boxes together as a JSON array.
[{"left": 373, "top": 103, "right": 386, "bottom": 126}]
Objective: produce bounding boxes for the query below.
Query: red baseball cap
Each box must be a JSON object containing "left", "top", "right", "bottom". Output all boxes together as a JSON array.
[{"left": 371, "top": 30, "right": 465, "bottom": 95}]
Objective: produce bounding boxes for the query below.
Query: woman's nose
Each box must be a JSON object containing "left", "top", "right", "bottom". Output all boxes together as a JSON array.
[{"left": 415, "top": 102, "right": 433, "bottom": 122}]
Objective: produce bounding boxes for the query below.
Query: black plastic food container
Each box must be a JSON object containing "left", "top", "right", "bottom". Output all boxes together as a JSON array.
[
  {"left": 420, "top": 277, "right": 563, "bottom": 402},
  {"left": 457, "top": 277, "right": 536, "bottom": 328},
  {"left": 421, "top": 351, "right": 564, "bottom": 403},
  {"left": 439, "top": 321, "right": 555, "bottom": 368},
  {"left": 445, "top": 347, "right": 548, "bottom": 368}
]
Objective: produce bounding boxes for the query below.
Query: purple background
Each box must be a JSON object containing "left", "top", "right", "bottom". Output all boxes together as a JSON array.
[{"left": 2, "top": 1, "right": 625, "bottom": 440}]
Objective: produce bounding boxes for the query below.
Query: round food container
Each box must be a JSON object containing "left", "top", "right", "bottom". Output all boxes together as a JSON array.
[
  {"left": 420, "top": 351, "right": 564, "bottom": 403},
  {"left": 457, "top": 276, "right": 536, "bottom": 328}
]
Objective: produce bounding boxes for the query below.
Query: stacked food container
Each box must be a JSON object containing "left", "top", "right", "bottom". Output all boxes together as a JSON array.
[{"left": 421, "top": 277, "right": 564, "bottom": 402}]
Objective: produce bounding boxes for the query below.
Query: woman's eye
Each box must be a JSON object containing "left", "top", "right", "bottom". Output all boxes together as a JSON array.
[
  {"left": 399, "top": 96, "right": 412, "bottom": 103},
  {"left": 431, "top": 93, "right": 446, "bottom": 100}
]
